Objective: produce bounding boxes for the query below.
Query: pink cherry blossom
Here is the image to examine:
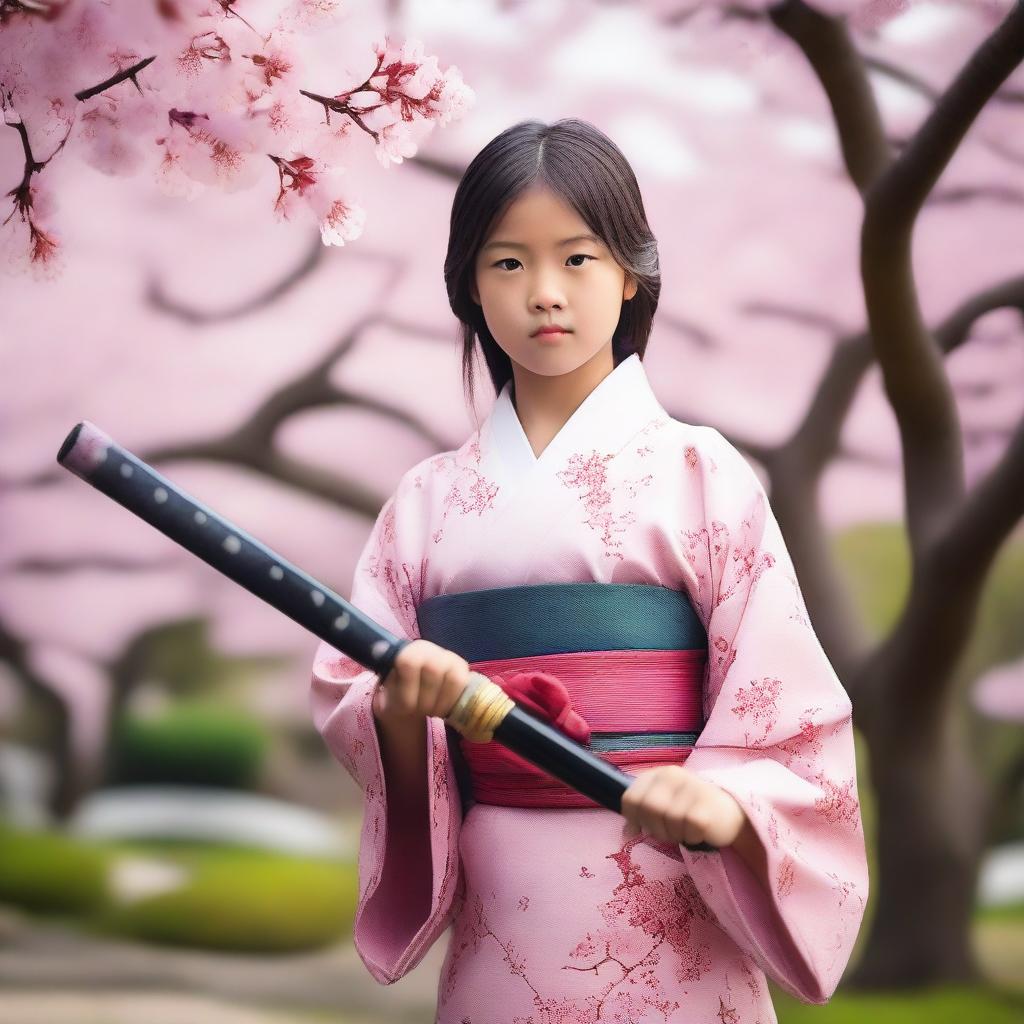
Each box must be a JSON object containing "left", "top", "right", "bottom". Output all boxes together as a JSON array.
[
  {"left": 0, "top": 0, "right": 474, "bottom": 272},
  {"left": 315, "top": 193, "right": 365, "bottom": 246}
]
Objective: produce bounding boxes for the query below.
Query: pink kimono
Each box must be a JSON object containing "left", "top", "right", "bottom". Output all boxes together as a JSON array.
[{"left": 310, "top": 353, "right": 869, "bottom": 1023}]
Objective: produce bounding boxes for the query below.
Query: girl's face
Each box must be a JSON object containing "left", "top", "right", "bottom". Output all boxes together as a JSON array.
[{"left": 470, "top": 185, "right": 637, "bottom": 380}]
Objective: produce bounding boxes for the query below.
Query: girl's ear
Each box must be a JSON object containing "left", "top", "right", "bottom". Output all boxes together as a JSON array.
[
  {"left": 624, "top": 275, "right": 639, "bottom": 301},
  {"left": 469, "top": 278, "right": 480, "bottom": 305}
]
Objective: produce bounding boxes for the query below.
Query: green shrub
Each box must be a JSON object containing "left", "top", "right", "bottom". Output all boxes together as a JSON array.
[
  {"left": 0, "top": 823, "right": 108, "bottom": 915},
  {"left": 96, "top": 852, "right": 358, "bottom": 953},
  {"left": 108, "top": 703, "right": 269, "bottom": 790}
]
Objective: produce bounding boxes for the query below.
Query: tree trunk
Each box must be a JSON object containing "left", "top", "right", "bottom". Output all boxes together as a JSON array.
[
  {"left": 847, "top": 694, "right": 989, "bottom": 987},
  {"left": 47, "top": 703, "right": 82, "bottom": 821}
]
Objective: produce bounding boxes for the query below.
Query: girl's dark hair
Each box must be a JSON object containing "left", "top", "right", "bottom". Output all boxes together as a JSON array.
[{"left": 443, "top": 117, "right": 661, "bottom": 414}]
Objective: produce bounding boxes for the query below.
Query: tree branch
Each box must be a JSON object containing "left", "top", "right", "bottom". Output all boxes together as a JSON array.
[
  {"left": 6, "top": 554, "right": 179, "bottom": 574},
  {"left": 761, "top": 0, "right": 1024, "bottom": 719},
  {"left": 768, "top": 0, "right": 892, "bottom": 194},
  {"left": 22, "top": 309, "right": 458, "bottom": 522},
  {"left": 147, "top": 232, "right": 329, "bottom": 324},
  {"left": 75, "top": 56, "right": 156, "bottom": 102},
  {"left": 859, "top": 4, "right": 1024, "bottom": 555}
]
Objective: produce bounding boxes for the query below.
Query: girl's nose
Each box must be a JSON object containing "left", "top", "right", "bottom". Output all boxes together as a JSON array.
[{"left": 531, "top": 286, "right": 566, "bottom": 311}]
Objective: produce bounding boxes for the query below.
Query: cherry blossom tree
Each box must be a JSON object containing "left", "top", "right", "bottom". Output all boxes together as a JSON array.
[
  {"left": 736, "top": 0, "right": 1024, "bottom": 989},
  {"left": 2, "top": 0, "right": 1024, "bottom": 995},
  {"left": 0, "top": 0, "right": 474, "bottom": 274}
]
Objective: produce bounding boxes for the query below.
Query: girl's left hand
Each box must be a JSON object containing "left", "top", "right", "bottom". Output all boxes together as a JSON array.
[{"left": 621, "top": 765, "right": 748, "bottom": 848}]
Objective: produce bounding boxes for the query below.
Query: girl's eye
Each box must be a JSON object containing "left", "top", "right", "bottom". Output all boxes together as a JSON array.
[{"left": 493, "top": 254, "right": 595, "bottom": 271}]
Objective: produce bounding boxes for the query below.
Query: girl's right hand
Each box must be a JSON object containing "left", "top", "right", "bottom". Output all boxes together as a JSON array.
[{"left": 371, "top": 639, "right": 472, "bottom": 723}]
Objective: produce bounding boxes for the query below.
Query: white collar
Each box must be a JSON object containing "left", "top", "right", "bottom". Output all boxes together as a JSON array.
[{"left": 485, "top": 353, "right": 667, "bottom": 480}]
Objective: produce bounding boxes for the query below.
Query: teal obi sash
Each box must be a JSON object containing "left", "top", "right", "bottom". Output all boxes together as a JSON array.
[{"left": 416, "top": 582, "right": 708, "bottom": 812}]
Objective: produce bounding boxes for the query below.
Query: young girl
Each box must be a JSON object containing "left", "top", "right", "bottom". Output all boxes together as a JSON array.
[{"left": 310, "top": 118, "right": 868, "bottom": 1023}]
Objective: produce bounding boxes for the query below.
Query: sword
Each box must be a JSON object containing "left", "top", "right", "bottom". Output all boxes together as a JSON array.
[{"left": 56, "top": 420, "right": 716, "bottom": 852}]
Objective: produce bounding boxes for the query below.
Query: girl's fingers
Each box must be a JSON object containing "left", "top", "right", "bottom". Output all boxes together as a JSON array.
[
  {"left": 625, "top": 770, "right": 701, "bottom": 844},
  {"left": 417, "top": 659, "right": 445, "bottom": 716},
  {"left": 390, "top": 650, "right": 421, "bottom": 715},
  {"left": 620, "top": 771, "right": 656, "bottom": 828},
  {"left": 663, "top": 780, "right": 700, "bottom": 845},
  {"left": 642, "top": 776, "right": 681, "bottom": 843},
  {"left": 680, "top": 807, "right": 713, "bottom": 847},
  {"left": 669, "top": 799, "right": 705, "bottom": 847},
  {"left": 436, "top": 662, "right": 470, "bottom": 718},
  {"left": 622, "top": 770, "right": 669, "bottom": 837}
]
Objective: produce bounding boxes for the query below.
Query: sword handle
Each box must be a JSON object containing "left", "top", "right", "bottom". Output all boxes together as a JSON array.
[{"left": 444, "top": 673, "right": 717, "bottom": 853}]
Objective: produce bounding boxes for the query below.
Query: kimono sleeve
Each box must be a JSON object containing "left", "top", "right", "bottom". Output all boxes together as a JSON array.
[
  {"left": 675, "top": 428, "right": 869, "bottom": 1004},
  {"left": 309, "top": 477, "right": 463, "bottom": 985}
]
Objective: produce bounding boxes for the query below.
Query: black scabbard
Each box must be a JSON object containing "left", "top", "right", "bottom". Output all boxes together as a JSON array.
[{"left": 57, "top": 420, "right": 716, "bottom": 853}]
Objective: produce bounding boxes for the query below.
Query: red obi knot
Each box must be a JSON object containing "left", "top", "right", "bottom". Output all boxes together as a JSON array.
[
  {"left": 492, "top": 669, "right": 591, "bottom": 745},
  {"left": 460, "top": 650, "right": 703, "bottom": 808}
]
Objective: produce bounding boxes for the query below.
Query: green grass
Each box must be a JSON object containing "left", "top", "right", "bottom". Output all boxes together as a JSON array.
[
  {"left": 0, "top": 821, "right": 109, "bottom": 915},
  {"left": 773, "top": 983, "right": 1024, "bottom": 1022},
  {"left": 977, "top": 899, "right": 1024, "bottom": 922},
  {"left": 93, "top": 850, "right": 358, "bottom": 953}
]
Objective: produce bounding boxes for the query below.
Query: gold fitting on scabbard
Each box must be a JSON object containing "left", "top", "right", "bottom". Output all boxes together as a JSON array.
[{"left": 444, "top": 671, "right": 514, "bottom": 743}]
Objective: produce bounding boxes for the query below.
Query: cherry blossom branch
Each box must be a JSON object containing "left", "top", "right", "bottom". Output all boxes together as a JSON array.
[
  {"left": 3, "top": 53, "right": 155, "bottom": 262},
  {"left": 4, "top": 120, "right": 42, "bottom": 195},
  {"left": 74, "top": 55, "right": 155, "bottom": 102},
  {"left": 299, "top": 42, "right": 446, "bottom": 138},
  {"left": 215, "top": 0, "right": 264, "bottom": 41},
  {"left": 296, "top": 47, "right": 388, "bottom": 136},
  {"left": 299, "top": 88, "right": 384, "bottom": 140},
  {"left": 2, "top": 12, "right": 471, "bottom": 269},
  {"left": 1, "top": 118, "right": 65, "bottom": 261}
]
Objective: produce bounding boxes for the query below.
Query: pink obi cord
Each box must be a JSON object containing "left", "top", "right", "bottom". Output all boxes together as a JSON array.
[{"left": 460, "top": 648, "right": 706, "bottom": 809}]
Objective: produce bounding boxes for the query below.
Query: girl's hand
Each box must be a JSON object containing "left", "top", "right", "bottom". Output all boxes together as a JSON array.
[
  {"left": 372, "top": 638, "right": 471, "bottom": 724},
  {"left": 620, "top": 765, "right": 748, "bottom": 849}
]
